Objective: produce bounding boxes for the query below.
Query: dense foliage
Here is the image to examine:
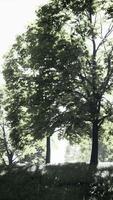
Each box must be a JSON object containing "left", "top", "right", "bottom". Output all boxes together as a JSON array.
[
  {"left": 0, "top": 87, "right": 45, "bottom": 166},
  {"left": 1, "top": 1, "right": 113, "bottom": 199},
  {"left": 3, "top": 0, "right": 113, "bottom": 166}
]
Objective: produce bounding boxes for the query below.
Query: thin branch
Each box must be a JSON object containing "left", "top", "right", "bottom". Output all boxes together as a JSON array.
[
  {"left": 99, "top": 47, "right": 113, "bottom": 96},
  {"left": 99, "top": 97, "right": 113, "bottom": 126},
  {"left": 96, "top": 24, "right": 113, "bottom": 53},
  {"left": 93, "top": 13, "right": 97, "bottom": 28},
  {"left": 100, "top": 16, "right": 103, "bottom": 38},
  {"left": 98, "top": 115, "right": 108, "bottom": 126}
]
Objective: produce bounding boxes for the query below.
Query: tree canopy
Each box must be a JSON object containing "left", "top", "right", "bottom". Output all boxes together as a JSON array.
[{"left": 3, "top": 0, "right": 113, "bottom": 165}]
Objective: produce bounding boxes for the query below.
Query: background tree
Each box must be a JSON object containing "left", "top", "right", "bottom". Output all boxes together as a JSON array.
[
  {"left": 0, "top": 87, "right": 14, "bottom": 166},
  {"left": 3, "top": 34, "right": 46, "bottom": 164},
  {"left": 3, "top": 0, "right": 113, "bottom": 166},
  {"left": 0, "top": 79, "right": 45, "bottom": 167}
]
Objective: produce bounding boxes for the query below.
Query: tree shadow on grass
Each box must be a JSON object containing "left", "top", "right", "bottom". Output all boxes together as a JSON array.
[
  {"left": 85, "top": 165, "right": 113, "bottom": 200},
  {"left": 0, "top": 163, "right": 113, "bottom": 200}
]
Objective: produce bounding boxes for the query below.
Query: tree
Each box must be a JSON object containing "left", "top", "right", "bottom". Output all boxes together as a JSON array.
[
  {"left": 3, "top": 0, "right": 113, "bottom": 165},
  {"left": 0, "top": 82, "right": 45, "bottom": 166},
  {"left": 0, "top": 88, "right": 14, "bottom": 166},
  {"left": 3, "top": 34, "right": 48, "bottom": 163},
  {"left": 98, "top": 121, "right": 113, "bottom": 162}
]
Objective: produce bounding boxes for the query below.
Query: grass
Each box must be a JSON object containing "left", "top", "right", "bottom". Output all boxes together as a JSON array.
[{"left": 0, "top": 163, "right": 113, "bottom": 200}]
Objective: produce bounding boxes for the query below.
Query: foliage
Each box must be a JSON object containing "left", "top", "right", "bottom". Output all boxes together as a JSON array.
[
  {"left": 3, "top": 36, "right": 29, "bottom": 146},
  {"left": 3, "top": 0, "right": 113, "bottom": 165},
  {"left": 0, "top": 87, "right": 14, "bottom": 166},
  {"left": 99, "top": 121, "right": 113, "bottom": 162},
  {"left": 0, "top": 86, "right": 45, "bottom": 166},
  {"left": 88, "top": 166, "right": 113, "bottom": 199},
  {"left": 67, "top": 132, "right": 113, "bottom": 163}
]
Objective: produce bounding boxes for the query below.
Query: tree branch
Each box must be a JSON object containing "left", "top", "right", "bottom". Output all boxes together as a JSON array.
[
  {"left": 99, "top": 46, "right": 113, "bottom": 96},
  {"left": 96, "top": 24, "right": 113, "bottom": 53}
]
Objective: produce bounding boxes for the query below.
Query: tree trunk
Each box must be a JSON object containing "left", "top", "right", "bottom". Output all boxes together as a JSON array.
[
  {"left": 8, "top": 151, "right": 13, "bottom": 166},
  {"left": 90, "top": 120, "right": 99, "bottom": 166},
  {"left": 2, "top": 123, "right": 13, "bottom": 166},
  {"left": 46, "top": 136, "right": 51, "bottom": 164}
]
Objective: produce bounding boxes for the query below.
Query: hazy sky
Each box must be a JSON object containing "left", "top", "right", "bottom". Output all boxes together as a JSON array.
[{"left": 0, "top": 0, "right": 48, "bottom": 82}]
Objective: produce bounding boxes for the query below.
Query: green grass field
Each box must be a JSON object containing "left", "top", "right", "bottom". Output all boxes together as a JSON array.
[{"left": 0, "top": 163, "right": 113, "bottom": 200}]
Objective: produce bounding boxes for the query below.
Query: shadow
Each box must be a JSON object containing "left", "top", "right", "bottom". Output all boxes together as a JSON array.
[{"left": 0, "top": 163, "right": 113, "bottom": 200}]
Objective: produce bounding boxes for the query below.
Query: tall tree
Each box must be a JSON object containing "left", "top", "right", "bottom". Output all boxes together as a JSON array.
[
  {"left": 2, "top": 50, "right": 45, "bottom": 165},
  {"left": 3, "top": 34, "right": 50, "bottom": 163},
  {"left": 3, "top": 0, "right": 113, "bottom": 165}
]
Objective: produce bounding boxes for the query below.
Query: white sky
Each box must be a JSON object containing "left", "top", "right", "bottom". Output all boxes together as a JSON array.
[{"left": 0, "top": 0, "right": 49, "bottom": 82}]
